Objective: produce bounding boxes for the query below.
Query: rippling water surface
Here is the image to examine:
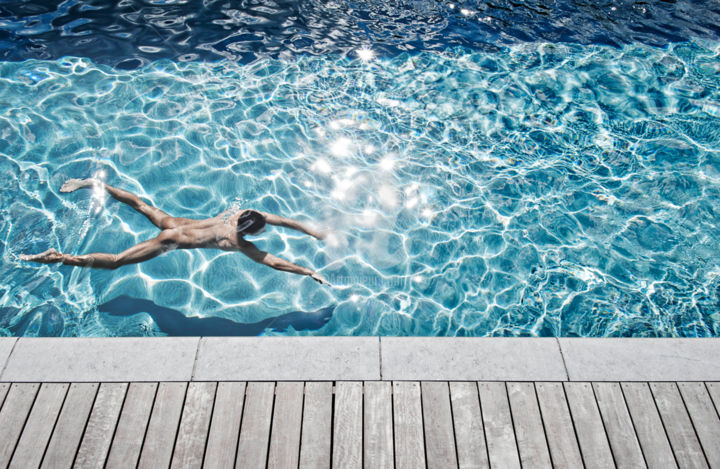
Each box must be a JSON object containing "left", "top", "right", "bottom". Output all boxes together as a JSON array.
[
  {"left": 1, "top": 0, "right": 720, "bottom": 337},
  {"left": 2, "top": 41, "right": 720, "bottom": 337}
]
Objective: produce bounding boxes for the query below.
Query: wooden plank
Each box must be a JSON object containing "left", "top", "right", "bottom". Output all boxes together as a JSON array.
[
  {"left": 621, "top": 383, "right": 677, "bottom": 469},
  {"left": 333, "top": 381, "right": 363, "bottom": 469},
  {"left": 236, "top": 381, "right": 275, "bottom": 469},
  {"left": 171, "top": 382, "right": 217, "bottom": 469},
  {"left": 449, "top": 382, "right": 489, "bottom": 469},
  {"left": 268, "top": 382, "right": 304, "bottom": 469},
  {"left": 204, "top": 382, "right": 246, "bottom": 469},
  {"left": 364, "top": 381, "right": 393, "bottom": 469},
  {"left": 706, "top": 383, "right": 720, "bottom": 413},
  {"left": 564, "top": 382, "right": 614, "bottom": 469},
  {"left": 74, "top": 382, "right": 128, "bottom": 469},
  {"left": 421, "top": 381, "right": 458, "bottom": 469},
  {"left": 299, "top": 382, "right": 332, "bottom": 469},
  {"left": 137, "top": 382, "right": 188, "bottom": 469},
  {"left": 535, "top": 382, "right": 583, "bottom": 468},
  {"left": 678, "top": 383, "right": 720, "bottom": 469},
  {"left": 593, "top": 382, "right": 646, "bottom": 468},
  {"left": 0, "top": 382, "right": 9, "bottom": 408},
  {"left": 393, "top": 381, "right": 426, "bottom": 469},
  {"left": 9, "top": 383, "right": 69, "bottom": 469},
  {"left": 0, "top": 383, "right": 40, "bottom": 467},
  {"left": 507, "top": 382, "right": 551, "bottom": 469},
  {"left": 650, "top": 382, "right": 709, "bottom": 469},
  {"left": 478, "top": 382, "right": 520, "bottom": 469},
  {"left": 41, "top": 383, "right": 99, "bottom": 469},
  {"left": 105, "top": 382, "right": 158, "bottom": 469}
]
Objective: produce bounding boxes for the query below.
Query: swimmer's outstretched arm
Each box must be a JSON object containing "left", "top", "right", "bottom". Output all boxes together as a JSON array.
[
  {"left": 238, "top": 240, "right": 330, "bottom": 285},
  {"left": 259, "top": 212, "right": 326, "bottom": 240}
]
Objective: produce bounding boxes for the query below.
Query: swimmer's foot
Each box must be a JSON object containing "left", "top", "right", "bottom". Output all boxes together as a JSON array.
[
  {"left": 60, "top": 178, "right": 96, "bottom": 193},
  {"left": 20, "top": 249, "right": 64, "bottom": 264}
]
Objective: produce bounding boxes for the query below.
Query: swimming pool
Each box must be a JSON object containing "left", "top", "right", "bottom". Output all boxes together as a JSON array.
[{"left": 1, "top": 0, "right": 720, "bottom": 337}]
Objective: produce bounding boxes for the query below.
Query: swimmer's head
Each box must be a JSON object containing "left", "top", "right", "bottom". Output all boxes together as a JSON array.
[{"left": 237, "top": 210, "right": 266, "bottom": 236}]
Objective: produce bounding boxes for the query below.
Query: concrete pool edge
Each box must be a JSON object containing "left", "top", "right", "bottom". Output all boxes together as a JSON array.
[{"left": 1, "top": 337, "right": 720, "bottom": 382}]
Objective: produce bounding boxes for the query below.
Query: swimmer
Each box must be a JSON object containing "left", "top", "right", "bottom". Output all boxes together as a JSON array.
[{"left": 20, "top": 178, "right": 330, "bottom": 285}]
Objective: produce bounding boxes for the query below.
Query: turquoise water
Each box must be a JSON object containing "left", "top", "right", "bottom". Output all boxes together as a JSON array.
[{"left": 2, "top": 41, "right": 720, "bottom": 336}]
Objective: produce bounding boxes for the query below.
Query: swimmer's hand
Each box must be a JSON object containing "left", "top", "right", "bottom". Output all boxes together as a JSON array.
[
  {"left": 311, "top": 272, "right": 331, "bottom": 286},
  {"left": 60, "top": 178, "right": 96, "bottom": 193},
  {"left": 20, "top": 249, "right": 64, "bottom": 264}
]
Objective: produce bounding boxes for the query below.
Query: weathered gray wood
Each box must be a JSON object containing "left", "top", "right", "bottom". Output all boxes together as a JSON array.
[
  {"left": 507, "top": 382, "right": 551, "bottom": 469},
  {"left": 393, "top": 381, "right": 426, "bottom": 469},
  {"left": 137, "top": 382, "right": 188, "bottom": 469},
  {"left": 41, "top": 383, "right": 99, "bottom": 469},
  {"left": 204, "top": 382, "right": 246, "bottom": 469},
  {"left": 333, "top": 381, "right": 363, "bottom": 469},
  {"left": 621, "top": 382, "right": 677, "bottom": 469},
  {"left": 236, "top": 381, "right": 275, "bottom": 469},
  {"left": 478, "top": 382, "right": 520, "bottom": 469},
  {"left": 678, "top": 383, "right": 720, "bottom": 469},
  {"left": 171, "top": 382, "right": 217, "bottom": 469},
  {"left": 651, "top": 382, "right": 709, "bottom": 469},
  {"left": 0, "top": 383, "right": 9, "bottom": 408},
  {"left": 105, "top": 382, "right": 158, "bottom": 469},
  {"left": 299, "top": 382, "right": 332, "bottom": 469},
  {"left": 449, "top": 382, "right": 489, "bottom": 469},
  {"left": 535, "top": 382, "right": 583, "bottom": 469},
  {"left": 593, "top": 382, "right": 646, "bottom": 468},
  {"left": 364, "top": 381, "right": 393, "bottom": 469},
  {"left": 421, "top": 381, "right": 458, "bottom": 469},
  {"left": 10, "top": 383, "right": 69, "bottom": 469},
  {"left": 706, "top": 383, "right": 720, "bottom": 413},
  {"left": 74, "top": 382, "right": 128, "bottom": 469},
  {"left": 268, "top": 382, "right": 304, "bottom": 469},
  {"left": 564, "top": 382, "right": 614, "bottom": 469},
  {"left": 0, "top": 383, "right": 40, "bottom": 467}
]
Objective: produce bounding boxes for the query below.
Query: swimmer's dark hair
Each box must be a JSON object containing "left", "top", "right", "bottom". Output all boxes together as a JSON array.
[{"left": 237, "top": 210, "right": 266, "bottom": 235}]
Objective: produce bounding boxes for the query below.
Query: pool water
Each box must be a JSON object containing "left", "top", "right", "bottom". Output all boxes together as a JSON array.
[{"left": 1, "top": 1, "right": 720, "bottom": 337}]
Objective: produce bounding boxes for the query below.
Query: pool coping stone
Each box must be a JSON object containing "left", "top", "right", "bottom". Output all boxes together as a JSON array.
[{"left": 1, "top": 337, "right": 720, "bottom": 382}]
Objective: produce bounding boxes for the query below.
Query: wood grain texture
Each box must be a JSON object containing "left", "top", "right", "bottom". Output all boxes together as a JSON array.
[
  {"left": 621, "top": 382, "right": 677, "bottom": 469},
  {"left": 0, "top": 383, "right": 40, "bottom": 468},
  {"left": 535, "top": 382, "right": 583, "bottom": 469},
  {"left": 393, "top": 381, "right": 426, "bottom": 469},
  {"left": 171, "top": 382, "right": 217, "bottom": 469},
  {"left": 236, "top": 381, "right": 275, "bottom": 469},
  {"left": 450, "top": 382, "right": 489, "bottom": 469},
  {"left": 74, "top": 382, "right": 128, "bottom": 469},
  {"left": 41, "top": 383, "right": 99, "bottom": 469},
  {"left": 333, "top": 381, "right": 363, "bottom": 469},
  {"left": 268, "top": 382, "right": 304, "bottom": 469},
  {"left": 593, "top": 382, "right": 646, "bottom": 469},
  {"left": 105, "top": 382, "right": 158, "bottom": 469},
  {"left": 137, "top": 382, "right": 188, "bottom": 469},
  {"left": 507, "top": 382, "right": 551, "bottom": 469},
  {"left": 651, "top": 382, "right": 709, "bottom": 469},
  {"left": 563, "top": 382, "right": 614, "bottom": 469},
  {"left": 421, "top": 381, "right": 458, "bottom": 469},
  {"left": 678, "top": 383, "right": 720, "bottom": 469},
  {"left": 204, "top": 381, "right": 246, "bottom": 469},
  {"left": 478, "top": 382, "right": 520, "bottom": 469},
  {"left": 364, "top": 381, "right": 393, "bottom": 469},
  {"left": 299, "top": 382, "right": 332, "bottom": 469},
  {"left": 9, "top": 383, "right": 69, "bottom": 469}
]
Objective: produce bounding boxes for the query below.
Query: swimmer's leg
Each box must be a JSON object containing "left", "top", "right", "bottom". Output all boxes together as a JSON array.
[
  {"left": 21, "top": 234, "right": 174, "bottom": 269},
  {"left": 61, "top": 178, "right": 191, "bottom": 229}
]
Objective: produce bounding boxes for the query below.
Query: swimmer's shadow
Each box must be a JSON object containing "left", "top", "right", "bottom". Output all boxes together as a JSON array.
[{"left": 98, "top": 295, "right": 334, "bottom": 336}]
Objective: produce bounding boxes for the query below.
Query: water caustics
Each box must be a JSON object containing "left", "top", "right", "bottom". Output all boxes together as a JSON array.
[{"left": 1, "top": 1, "right": 720, "bottom": 337}]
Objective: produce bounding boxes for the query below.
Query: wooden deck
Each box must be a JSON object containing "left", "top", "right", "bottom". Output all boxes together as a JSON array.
[{"left": 0, "top": 381, "right": 718, "bottom": 468}]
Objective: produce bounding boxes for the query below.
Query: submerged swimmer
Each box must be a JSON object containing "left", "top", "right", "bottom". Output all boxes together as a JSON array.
[{"left": 21, "top": 178, "right": 330, "bottom": 285}]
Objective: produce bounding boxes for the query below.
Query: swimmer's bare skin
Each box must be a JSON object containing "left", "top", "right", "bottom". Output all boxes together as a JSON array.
[{"left": 20, "top": 178, "right": 330, "bottom": 285}]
